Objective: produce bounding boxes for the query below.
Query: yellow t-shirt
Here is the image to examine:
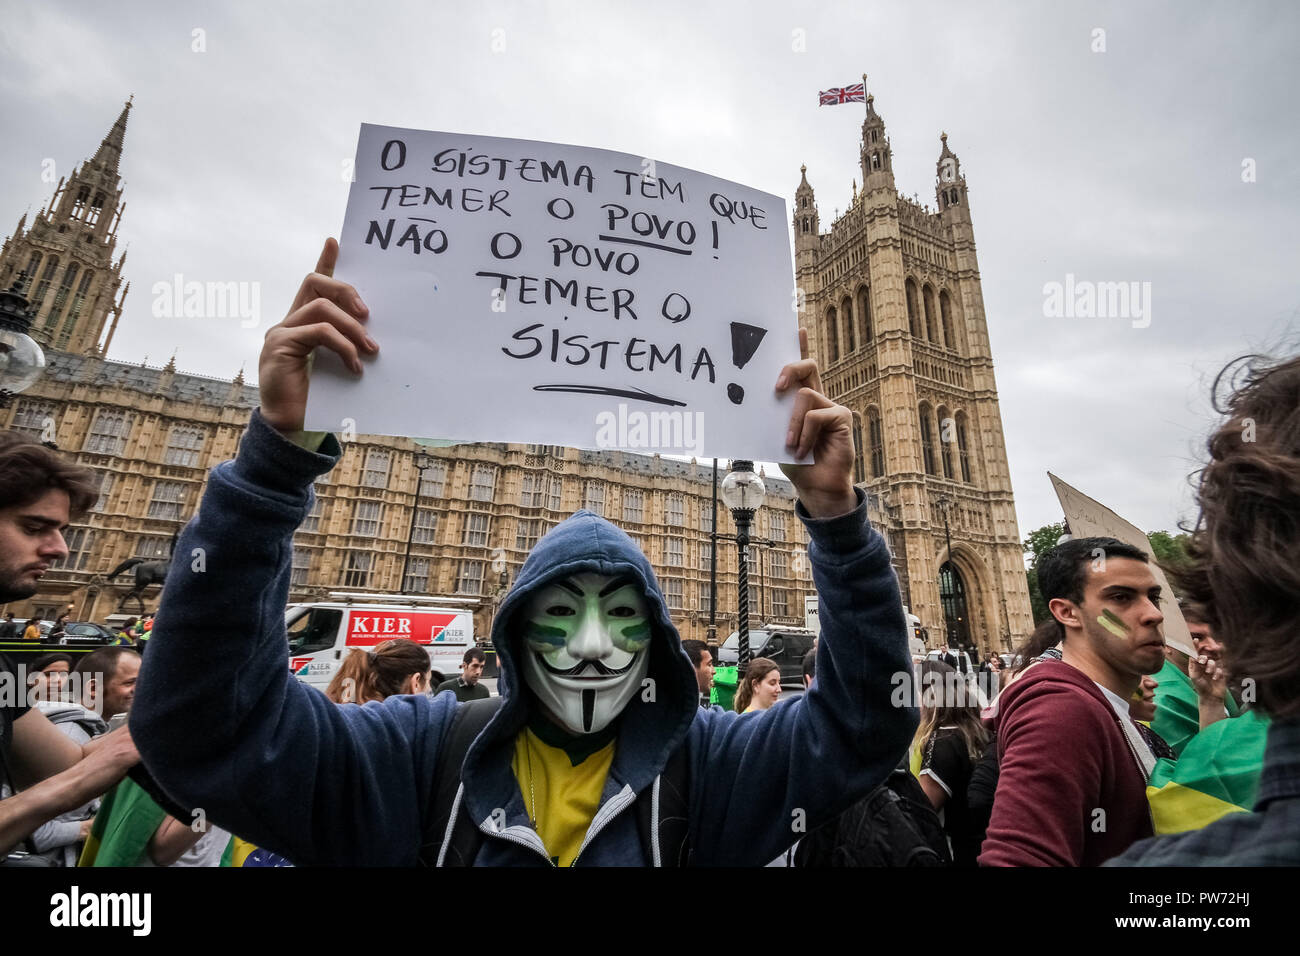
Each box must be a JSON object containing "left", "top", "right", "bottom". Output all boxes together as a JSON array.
[{"left": 510, "top": 728, "right": 615, "bottom": 867}]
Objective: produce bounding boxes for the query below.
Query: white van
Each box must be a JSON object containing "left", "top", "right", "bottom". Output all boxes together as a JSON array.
[
  {"left": 285, "top": 592, "right": 477, "bottom": 691},
  {"left": 803, "top": 594, "right": 925, "bottom": 647}
]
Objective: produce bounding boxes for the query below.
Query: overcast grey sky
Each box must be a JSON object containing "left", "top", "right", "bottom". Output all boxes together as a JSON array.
[{"left": 2, "top": 0, "right": 1296, "bottom": 539}]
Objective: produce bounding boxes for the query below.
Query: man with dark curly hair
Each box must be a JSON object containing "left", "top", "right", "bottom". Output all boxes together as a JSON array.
[{"left": 1109, "top": 353, "right": 1300, "bottom": 866}]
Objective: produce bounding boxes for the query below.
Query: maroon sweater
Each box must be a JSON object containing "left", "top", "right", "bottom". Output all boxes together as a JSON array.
[{"left": 979, "top": 659, "right": 1154, "bottom": 866}]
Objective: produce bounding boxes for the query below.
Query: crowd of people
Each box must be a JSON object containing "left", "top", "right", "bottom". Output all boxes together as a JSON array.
[{"left": 1, "top": 239, "right": 1295, "bottom": 868}]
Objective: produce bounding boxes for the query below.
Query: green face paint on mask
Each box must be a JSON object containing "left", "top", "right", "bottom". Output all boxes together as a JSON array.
[
  {"left": 522, "top": 573, "right": 651, "bottom": 666},
  {"left": 524, "top": 621, "right": 568, "bottom": 649}
]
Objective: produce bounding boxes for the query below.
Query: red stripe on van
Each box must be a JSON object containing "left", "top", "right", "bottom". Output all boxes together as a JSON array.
[{"left": 344, "top": 611, "right": 465, "bottom": 647}]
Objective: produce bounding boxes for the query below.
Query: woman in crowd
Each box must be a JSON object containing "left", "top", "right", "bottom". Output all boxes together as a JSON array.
[
  {"left": 913, "top": 659, "right": 989, "bottom": 867},
  {"left": 26, "top": 652, "right": 74, "bottom": 703},
  {"left": 324, "top": 638, "right": 432, "bottom": 704},
  {"left": 735, "top": 657, "right": 782, "bottom": 714}
]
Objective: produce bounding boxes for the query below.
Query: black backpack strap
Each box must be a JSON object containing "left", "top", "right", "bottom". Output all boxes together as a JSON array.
[
  {"left": 636, "top": 741, "right": 691, "bottom": 867},
  {"left": 420, "top": 696, "right": 502, "bottom": 867}
]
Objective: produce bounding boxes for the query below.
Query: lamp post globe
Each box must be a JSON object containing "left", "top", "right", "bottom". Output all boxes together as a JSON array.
[
  {"left": 721, "top": 460, "right": 765, "bottom": 674},
  {"left": 0, "top": 277, "right": 45, "bottom": 407}
]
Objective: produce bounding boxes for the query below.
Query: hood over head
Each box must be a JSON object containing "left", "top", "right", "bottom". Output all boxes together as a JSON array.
[{"left": 462, "top": 510, "right": 700, "bottom": 802}]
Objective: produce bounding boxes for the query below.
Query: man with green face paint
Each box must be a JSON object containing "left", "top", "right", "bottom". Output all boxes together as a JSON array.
[{"left": 131, "top": 240, "right": 920, "bottom": 866}]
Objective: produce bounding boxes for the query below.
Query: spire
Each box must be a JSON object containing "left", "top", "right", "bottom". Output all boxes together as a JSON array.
[
  {"left": 233, "top": 365, "right": 245, "bottom": 386},
  {"left": 163, "top": 352, "right": 176, "bottom": 373},
  {"left": 793, "top": 164, "right": 819, "bottom": 249},
  {"left": 861, "top": 91, "right": 893, "bottom": 186},
  {"left": 90, "top": 96, "right": 132, "bottom": 177},
  {"left": 936, "top": 131, "right": 967, "bottom": 214}
]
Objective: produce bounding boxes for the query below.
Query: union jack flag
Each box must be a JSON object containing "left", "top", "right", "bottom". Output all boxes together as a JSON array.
[{"left": 819, "top": 83, "right": 865, "bottom": 106}]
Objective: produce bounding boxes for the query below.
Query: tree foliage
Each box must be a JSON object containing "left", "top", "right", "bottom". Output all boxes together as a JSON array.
[
  {"left": 1147, "top": 530, "right": 1192, "bottom": 570},
  {"left": 1022, "top": 522, "right": 1065, "bottom": 625}
]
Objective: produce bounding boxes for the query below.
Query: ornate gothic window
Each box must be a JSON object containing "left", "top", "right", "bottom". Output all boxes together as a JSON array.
[
  {"left": 164, "top": 424, "right": 206, "bottom": 467},
  {"left": 31, "top": 257, "right": 59, "bottom": 312},
  {"left": 905, "top": 279, "right": 921, "bottom": 337},
  {"left": 956, "top": 412, "right": 972, "bottom": 483},
  {"left": 937, "top": 406, "right": 955, "bottom": 479},
  {"left": 583, "top": 481, "right": 605, "bottom": 515},
  {"left": 858, "top": 286, "right": 872, "bottom": 343},
  {"left": 826, "top": 306, "right": 839, "bottom": 363},
  {"left": 83, "top": 409, "right": 133, "bottom": 456},
  {"left": 940, "top": 290, "right": 957, "bottom": 352},
  {"left": 49, "top": 262, "right": 79, "bottom": 324},
  {"left": 852, "top": 414, "right": 866, "bottom": 484},
  {"left": 868, "top": 407, "right": 885, "bottom": 478},
  {"left": 923, "top": 284, "right": 940, "bottom": 343},
  {"left": 418, "top": 460, "right": 447, "bottom": 497},
  {"left": 919, "top": 404, "right": 936, "bottom": 475}
]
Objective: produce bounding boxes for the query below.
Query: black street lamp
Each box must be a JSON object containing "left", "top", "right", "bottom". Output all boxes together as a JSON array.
[
  {"left": 936, "top": 493, "right": 955, "bottom": 646},
  {"left": 720, "top": 459, "right": 765, "bottom": 674},
  {"left": 0, "top": 274, "right": 45, "bottom": 410},
  {"left": 400, "top": 453, "right": 436, "bottom": 593},
  {"left": 708, "top": 458, "right": 719, "bottom": 644}
]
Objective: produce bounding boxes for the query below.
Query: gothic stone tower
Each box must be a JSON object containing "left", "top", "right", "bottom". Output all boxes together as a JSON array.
[
  {"left": 793, "top": 92, "right": 1032, "bottom": 654},
  {"left": 0, "top": 98, "right": 131, "bottom": 356}
]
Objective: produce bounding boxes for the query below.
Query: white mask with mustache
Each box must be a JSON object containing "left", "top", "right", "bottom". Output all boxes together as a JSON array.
[{"left": 518, "top": 571, "right": 652, "bottom": 735}]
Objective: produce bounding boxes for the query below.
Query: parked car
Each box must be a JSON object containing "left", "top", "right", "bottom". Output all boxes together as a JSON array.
[
  {"left": 50, "top": 622, "right": 119, "bottom": 646},
  {"left": 716, "top": 627, "right": 818, "bottom": 690}
]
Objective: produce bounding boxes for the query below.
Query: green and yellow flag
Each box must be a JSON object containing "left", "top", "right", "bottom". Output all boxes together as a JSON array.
[
  {"left": 78, "top": 777, "right": 166, "bottom": 867},
  {"left": 1147, "top": 709, "right": 1269, "bottom": 835},
  {"left": 78, "top": 777, "right": 236, "bottom": 867}
]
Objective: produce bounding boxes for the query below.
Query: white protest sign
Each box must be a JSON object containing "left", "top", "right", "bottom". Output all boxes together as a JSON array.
[
  {"left": 1048, "top": 472, "right": 1195, "bottom": 656},
  {"left": 304, "top": 124, "right": 802, "bottom": 461}
]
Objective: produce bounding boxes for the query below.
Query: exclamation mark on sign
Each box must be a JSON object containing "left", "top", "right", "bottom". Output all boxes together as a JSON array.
[
  {"left": 711, "top": 221, "right": 719, "bottom": 259},
  {"left": 726, "top": 322, "right": 768, "bottom": 405}
]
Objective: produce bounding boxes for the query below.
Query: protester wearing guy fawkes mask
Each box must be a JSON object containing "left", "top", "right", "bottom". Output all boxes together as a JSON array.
[{"left": 131, "top": 239, "right": 919, "bottom": 866}]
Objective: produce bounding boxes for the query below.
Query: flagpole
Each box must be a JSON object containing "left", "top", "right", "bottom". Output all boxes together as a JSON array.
[{"left": 863, "top": 73, "right": 868, "bottom": 115}]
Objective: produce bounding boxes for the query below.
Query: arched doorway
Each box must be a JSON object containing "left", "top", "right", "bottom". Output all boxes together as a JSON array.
[{"left": 939, "top": 561, "right": 970, "bottom": 647}]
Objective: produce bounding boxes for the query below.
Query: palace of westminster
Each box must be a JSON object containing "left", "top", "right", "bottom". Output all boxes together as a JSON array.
[{"left": 1, "top": 95, "right": 1032, "bottom": 652}]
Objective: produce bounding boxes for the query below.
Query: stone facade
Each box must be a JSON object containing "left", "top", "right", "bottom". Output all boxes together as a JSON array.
[
  {"left": 4, "top": 354, "right": 812, "bottom": 641},
  {"left": 793, "top": 92, "right": 1032, "bottom": 654}
]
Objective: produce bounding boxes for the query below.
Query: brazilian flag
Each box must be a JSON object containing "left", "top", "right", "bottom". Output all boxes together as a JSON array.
[
  {"left": 1146, "top": 709, "right": 1270, "bottom": 835},
  {"left": 1151, "top": 658, "right": 1240, "bottom": 757},
  {"left": 78, "top": 777, "right": 234, "bottom": 866}
]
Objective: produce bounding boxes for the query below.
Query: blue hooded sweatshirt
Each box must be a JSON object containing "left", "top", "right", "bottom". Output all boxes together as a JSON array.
[{"left": 131, "top": 410, "right": 918, "bottom": 866}]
